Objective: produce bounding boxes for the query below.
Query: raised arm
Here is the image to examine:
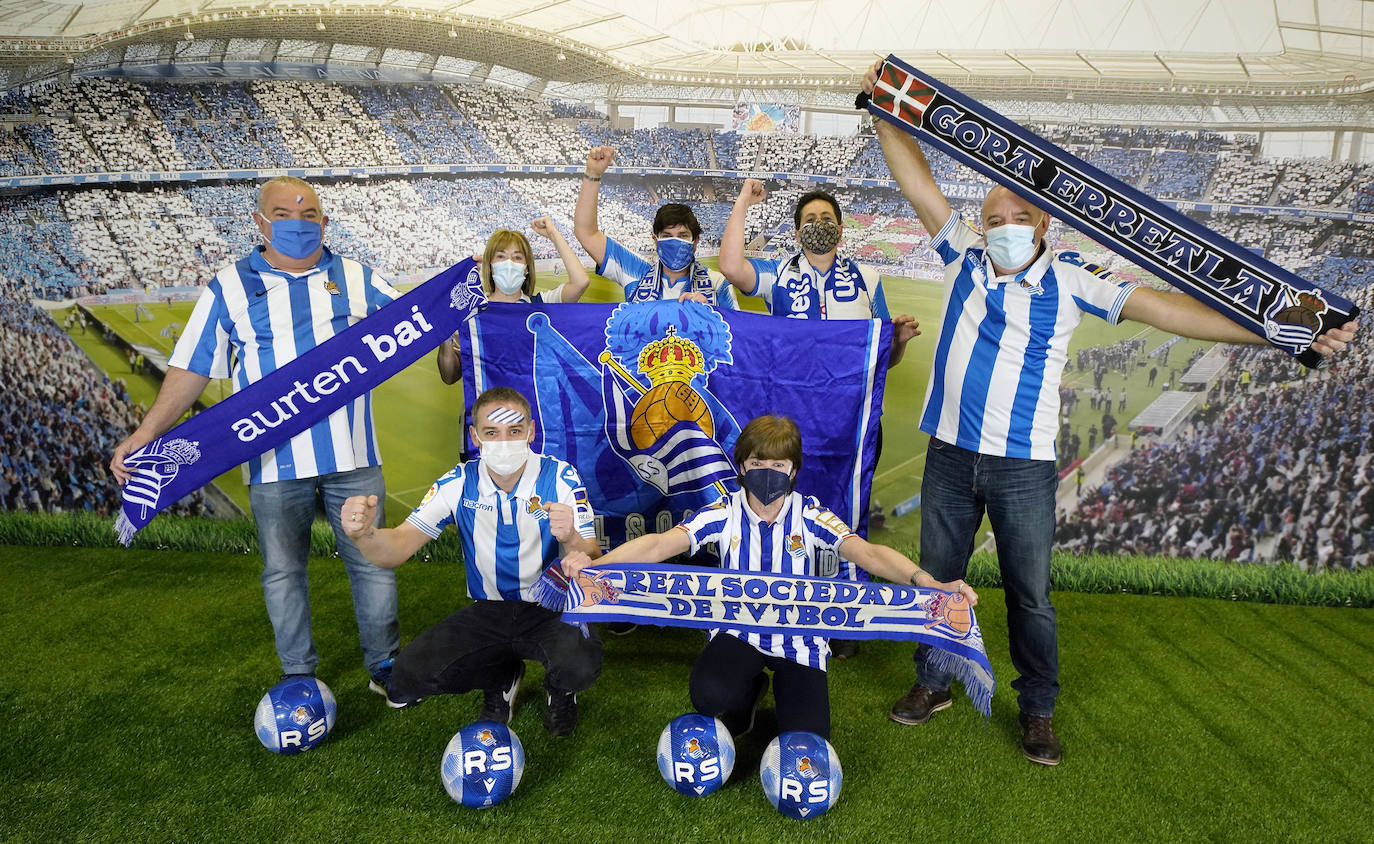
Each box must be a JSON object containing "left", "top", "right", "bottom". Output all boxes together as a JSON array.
[
  {"left": 863, "top": 63, "right": 954, "bottom": 238},
  {"left": 719, "top": 179, "right": 766, "bottom": 293},
  {"left": 839, "top": 534, "right": 978, "bottom": 606},
  {"left": 110, "top": 366, "right": 211, "bottom": 483},
  {"left": 1121, "top": 287, "right": 1357, "bottom": 356},
  {"left": 573, "top": 146, "right": 614, "bottom": 268},
  {"left": 532, "top": 216, "right": 590, "bottom": 303},
  {"left": 340, "top": 494, "right": 431, "bottom": 569},
  {"left": 561, "top": 527, "right": 691, "bottom": 577}
]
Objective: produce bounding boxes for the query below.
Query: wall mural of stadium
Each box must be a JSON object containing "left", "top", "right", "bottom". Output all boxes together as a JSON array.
[{"left": 1, "top": 0, "right": 1370, "bottom": 838}]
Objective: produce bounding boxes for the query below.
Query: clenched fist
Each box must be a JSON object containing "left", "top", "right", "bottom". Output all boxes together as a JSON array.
[{"left": 340, "top": 494, "right": 379, "bottom": 541}]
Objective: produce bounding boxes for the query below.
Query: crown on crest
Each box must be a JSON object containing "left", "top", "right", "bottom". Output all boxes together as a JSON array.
[{"left": 638, "top": 326, "right": 705, "bottom": 386}]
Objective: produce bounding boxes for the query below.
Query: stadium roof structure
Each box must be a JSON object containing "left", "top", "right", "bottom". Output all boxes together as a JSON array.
[{"left": 0, "top": 0, "right": 1371, "bottom": 101}]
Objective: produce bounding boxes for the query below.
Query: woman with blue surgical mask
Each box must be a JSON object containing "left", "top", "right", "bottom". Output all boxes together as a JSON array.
[{"left": 437, "top": 217, "right": 590, "bottom": 385}]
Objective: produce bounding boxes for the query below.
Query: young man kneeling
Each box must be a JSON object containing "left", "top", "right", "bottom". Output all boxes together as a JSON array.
[{"left": 342, "top": 387, "right": 602, "bottom": 736}]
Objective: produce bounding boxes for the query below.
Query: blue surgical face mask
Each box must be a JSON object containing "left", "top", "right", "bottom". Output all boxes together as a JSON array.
[
  {"left": 984, "top": 223, "right": 1039, "bottom": 271},
  {"left": 264, "top": 218, "right": 323, "bottom": 260},
  {"left": 656, "top": 236, "right": 695, "bottom": 272},
  {"left": 741, "top": 467, "right": 793, "bottom": 507},
  {"left": 490, "top": 260, "right": 526, "bottom": 295}
]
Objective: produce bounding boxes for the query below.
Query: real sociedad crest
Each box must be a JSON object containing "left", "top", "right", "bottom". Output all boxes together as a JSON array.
[
  {"left": 1262, "top": 285, "right": 1326, "bottom": 353},
  {"left": 599, "top": 302, "right": 741, "bottom": 497},
  {"left": 449, "top": 265, "right": 486, "bottom": 312},
  {"left": 121, "top": 438, "right": 203, "bottom": 517}
]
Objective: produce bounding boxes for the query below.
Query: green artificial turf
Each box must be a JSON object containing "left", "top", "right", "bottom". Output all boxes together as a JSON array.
[{"left": 0, "top": 544, "right": 1370, "bottom": 842}]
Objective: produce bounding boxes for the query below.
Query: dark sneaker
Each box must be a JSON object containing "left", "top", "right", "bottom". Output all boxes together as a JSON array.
[
  {"left": 381, "top": 688, "right": 423, "bottom": 709},
  {"left": 367, "top": 657, "right": 395, "bottom": 697},
  {"left": 830, "top": 638, "right": 859, "bottom": 660},
  {"left": 1018, "top": 712, "right": 1062, "bottom": 766},
  {"left": 889, "top": 683, "right": 952, "bottom": 725},
  {"left": 278, "top": 672, "right": 314, "bottom": 682},
  {"left": 544, "top": 690, "right": 579, "bottom": 737},
  {"left": 478, "top": 664, "right": 525, "bottom": 725},
  {"left": 368, "top": 658, "right": 423, "bottom": 709}
]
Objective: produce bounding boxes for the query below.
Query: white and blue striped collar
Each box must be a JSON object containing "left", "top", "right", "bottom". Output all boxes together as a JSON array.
[
  {"left": 248, "top": 245, "right": 337, "bottom": 278},
  {"left": 980, "top": 243, "right": 1052, "bottom": 293},
  {"left": 475, "top": 452, "right": 542, "bottom": 500},
  {"left": 740, "top": 489, "right": 797, "bottom": 528}
]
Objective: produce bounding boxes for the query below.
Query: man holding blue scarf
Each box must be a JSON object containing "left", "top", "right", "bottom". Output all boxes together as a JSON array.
[
  {"left": 110, "top": 176, "right": 403, "bottom": 695},
  {"left": 574, "top": 145, "right": 738, "bottom": 308},
  {"left": 861, "top": 63, "right": 1358, "bottom": 767}
]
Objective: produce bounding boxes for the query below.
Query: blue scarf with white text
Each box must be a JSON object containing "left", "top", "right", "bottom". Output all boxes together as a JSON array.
[
  {"left": 862, "top": 54, "right": 1358, "bottom": 368},
  {"left": 116, "top": 258, "right": 483, "bottom": 545}
]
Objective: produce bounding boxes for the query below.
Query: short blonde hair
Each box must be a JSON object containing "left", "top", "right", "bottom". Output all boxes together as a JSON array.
[{"left": 481, "top": 229, "right": 536, "bottom": 296}]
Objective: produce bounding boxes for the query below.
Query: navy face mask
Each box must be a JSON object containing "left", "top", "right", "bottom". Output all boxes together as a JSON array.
[{"left": 741, "top": 467, "right": 792, "bottom": 506}]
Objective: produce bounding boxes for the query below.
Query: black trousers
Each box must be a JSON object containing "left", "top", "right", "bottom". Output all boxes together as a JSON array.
[
  {"left": 391, "top": 599, "right": 602, "bottom": 698},
  {"left": 689, "top": 632, "right": 831, "bottom": 739}
]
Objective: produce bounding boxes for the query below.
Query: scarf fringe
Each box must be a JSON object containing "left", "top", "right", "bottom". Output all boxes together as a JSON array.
[
  {"left": 115, "top": 511, "right": 136, "bottom": 548},
  {"left": 926, "top": 647, "right": 993, "bottom": 718},
  {"left": 529, "top": 563, "right": 571, "bottom": 611}
]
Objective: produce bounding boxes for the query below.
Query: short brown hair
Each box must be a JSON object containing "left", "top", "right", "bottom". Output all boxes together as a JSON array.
[
  {"left": 793, "top": 190, "right": 841, "bottom": 229},
  {"left": 472, "top": 386, "right": 531, "bottom": 421},
  {"left": 652, "top": 203, "right": 701, "bottom": 239},
  {"left": 481, "top": 229, "right": 536, "bottom": 296},
  {"left": 733, "top": 415, "right": 802, "bottom": 474}
]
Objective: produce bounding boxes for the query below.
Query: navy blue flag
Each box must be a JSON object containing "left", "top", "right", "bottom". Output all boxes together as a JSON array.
[{"left": 460, "top": 301, "right": 892, "bottom": 553}]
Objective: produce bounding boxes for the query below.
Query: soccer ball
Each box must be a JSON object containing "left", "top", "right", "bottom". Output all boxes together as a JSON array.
[
  {"left": 656, "top": 713, "right": 735, "bottom": 796},
  {"left": 760, "top": 731, "right": 843, "bottom": 819},
  {"left": 441, "top": 721, "right": 525, "bottom": 809},
  {"left": 629, "top": 381, "right": 714, "bottom": 449},
  {"left": 254, "top": 676, "right": 337, "bottom": 755}
]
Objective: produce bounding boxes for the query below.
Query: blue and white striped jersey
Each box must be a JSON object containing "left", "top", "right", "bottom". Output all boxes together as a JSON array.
[
  {"left": 921, "top": 212, "right": 1140, "bottom": 460},
  {"left": 598, "top": 236, "right": 739, "bottom": 309},
  {"left": 744, "top": 253, "right": 890, "bottom": 320},
  {"left": 168, "top": 246, "right": 400, "bottom": 484},
  {"left": 678, "top": 490, "right": 856, "bottom": 670},
  {"left": 406, "top": 453, "right": 597, "bottom": 603}
]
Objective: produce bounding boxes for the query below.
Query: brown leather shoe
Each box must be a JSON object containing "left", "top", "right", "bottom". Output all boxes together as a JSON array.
[
  {"left": 1018, "top": 712, "right": 1062, "bottom": 766},
  {"left": 889, "top": 684, "right": 952, "bottom": 725}
]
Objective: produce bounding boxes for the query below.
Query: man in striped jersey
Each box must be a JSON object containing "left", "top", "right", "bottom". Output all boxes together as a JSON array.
[
  {"left": 561, "top": 415, "right": 975, "bottom": 740},
  {"left": 864, "top": 65, "right": 1357, "bottom": 766},
  {"left": 574, "top": 145, "right": 739, "bottom": 309},
  {"left": 718, "top": 179, "right": 919, "bottom": 366},
  {"left": 111, "top": 176, "right": 405, "bottom": 694},
  {"left": 340, "top": 387, "right": 603, "bottom": 736}
]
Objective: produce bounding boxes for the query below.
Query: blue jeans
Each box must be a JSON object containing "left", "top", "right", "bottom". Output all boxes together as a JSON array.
[
  {"left": 915, "top": 439, "right": 1060, "bottom": 717},
  {"left": 249, "top": 465, "right": 399, "bottom": 676}
]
